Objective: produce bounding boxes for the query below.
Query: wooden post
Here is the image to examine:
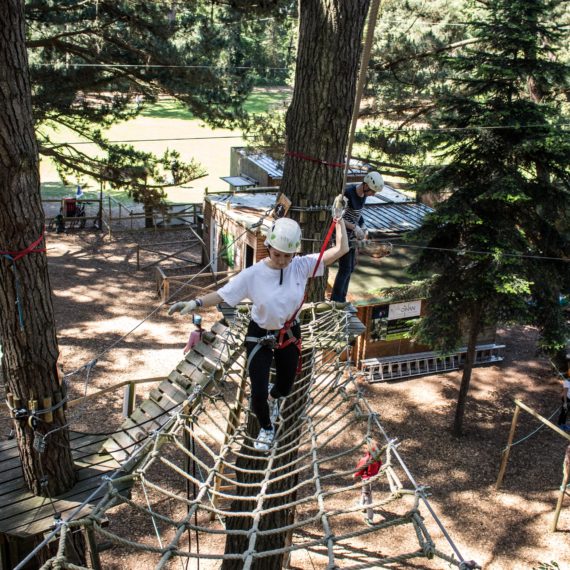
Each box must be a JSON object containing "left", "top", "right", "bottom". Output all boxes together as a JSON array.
[
  {"left": 107, "top": 196, "right": 113, "bottom": 239},
  {"left": 163, "top": 276, "right": 170, "bottom": 303},
  {"left": 299, "top": 199, "right": 307, "bottom": 223},
  {"left": 318, "top": 199, "right": 326, "bottom": 222},
  {"left": 42, "top": 397, "right": 53, "bottom": 424},
  {"left": 497, "top": 400, "right": 570, "bottom": 490},
  {"left": 122, "top": 382, "right": 136, "bottom": 417},
  {"left": 495, "top": 404, "right": 521, "bottom": 490},
  {"left": 552, "top": 444, "right": 570, "bottom": 531},
  {"left": 84, "top": 525, "right": 102, "bottom": 570}
]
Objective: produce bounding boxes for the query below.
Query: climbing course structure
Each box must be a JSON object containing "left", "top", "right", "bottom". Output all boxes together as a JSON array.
[{"left": 29, "top": 304, "right": 478, "bottom": 570}]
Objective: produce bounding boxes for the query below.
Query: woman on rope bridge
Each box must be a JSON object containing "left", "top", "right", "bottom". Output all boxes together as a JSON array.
[{"left": 168, "top": 199, "right": 348, "bottom": 452}]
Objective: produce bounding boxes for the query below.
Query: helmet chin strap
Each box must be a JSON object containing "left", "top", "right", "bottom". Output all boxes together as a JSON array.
[{"left": 280, "top": 268, "right": 283, "bottom": 286}]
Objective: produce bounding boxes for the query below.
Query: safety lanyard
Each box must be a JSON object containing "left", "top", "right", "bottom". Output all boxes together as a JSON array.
[{"left": 278, "top": 218, "right": 338, "bottom": 346}]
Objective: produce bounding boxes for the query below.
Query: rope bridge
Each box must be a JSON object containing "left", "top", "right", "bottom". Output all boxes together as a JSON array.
[{"left": 36, "top": 305, "right": 477, "bottom": 570}]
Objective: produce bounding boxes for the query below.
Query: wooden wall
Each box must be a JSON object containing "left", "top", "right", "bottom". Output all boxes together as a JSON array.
[
  {"left": 354, "top": 302, "right": 497, "bottom": 365},
  {"left": 203, "top": 201, "right": 267, "bottom": 272}
]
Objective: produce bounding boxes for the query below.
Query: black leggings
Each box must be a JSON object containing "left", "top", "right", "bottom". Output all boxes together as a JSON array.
[{"left": 245, "top": 320, "right": 301, "bottom": 430}]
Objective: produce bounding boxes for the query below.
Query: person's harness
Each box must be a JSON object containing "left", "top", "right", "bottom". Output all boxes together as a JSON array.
[{"left": 245, "top": 218, "right": 338, "bottom": 374}]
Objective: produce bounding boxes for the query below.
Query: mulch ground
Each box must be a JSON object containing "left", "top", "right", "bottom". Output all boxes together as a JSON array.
[{"left": 2, "top": 229, "right": 569, "bottom": 569}]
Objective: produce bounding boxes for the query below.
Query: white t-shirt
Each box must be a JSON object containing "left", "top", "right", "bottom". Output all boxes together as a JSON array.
[
  {"left": 564, "top": 379, "right": 570, "bottom": 398},
  {"left": 218, "top": 254, "right": 324, "bottom": 330}
]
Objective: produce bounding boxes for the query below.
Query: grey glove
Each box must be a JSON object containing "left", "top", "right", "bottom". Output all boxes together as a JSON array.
[
  {"left": 168, "top": 300, "right": 198, "bottom": 316},
  {"left": 332, "top": 194, "right": 347, "bottom": 220},
  {"left": 354, "top": 226, "right": 366, "bottom": 241}
]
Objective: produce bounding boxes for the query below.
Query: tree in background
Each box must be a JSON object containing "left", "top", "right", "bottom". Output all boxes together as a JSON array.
[
  {"left": 351, "top": 0, "right": 472, "bottom": 180},
  {"left": 26, "top": 0, "right": 294, "bottom": 207},
  {"left": 0, "top": 0, "right": 76, "bottom": 497},
  {"left": 223, "top": 1, "right": 373, "bottom": 566},
  {"left": 400, "top": 0, "right": 570, "bottom": 435}
]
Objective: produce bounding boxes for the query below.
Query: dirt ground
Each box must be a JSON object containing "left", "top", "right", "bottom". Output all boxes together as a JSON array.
[{"left": 3, "top": 229, "right": 569, "bottom": 569}]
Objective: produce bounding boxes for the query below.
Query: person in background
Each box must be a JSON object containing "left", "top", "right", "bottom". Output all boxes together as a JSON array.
[
  {"left": 353, "top": 439, "right": 383, "bottom": 526},
  {"left": 330, "top": 171, "right": 384, "bottom": 303},
  {"left": 183, "top": 314, "right": 203, "bottom": 354},
  {"left": 168, "top": 205, "right": 348, "bottom": 452}
]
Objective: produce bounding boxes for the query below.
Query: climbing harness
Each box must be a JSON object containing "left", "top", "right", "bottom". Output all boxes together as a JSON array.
[
  {"left": 245, "top": 209, "right": 341, "bottom": 374},
  {"left": 245, "top": 320, "right": 300, "bottom": 371}
]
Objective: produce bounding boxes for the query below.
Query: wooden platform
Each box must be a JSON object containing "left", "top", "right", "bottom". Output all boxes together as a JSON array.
[{"left": 0, "top": 431, "right": 129, "bottom": 539}]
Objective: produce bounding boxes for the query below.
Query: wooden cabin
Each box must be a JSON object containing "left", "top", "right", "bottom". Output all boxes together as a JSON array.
[
  {"left": 202, "top": 193, "right": 276, "bottom": 273},
  {"left": 228, "top": 147, "right": 369, "bottom": 190},
  {"left": 203, "top": 188, "right": 504, "bottom": 383}
]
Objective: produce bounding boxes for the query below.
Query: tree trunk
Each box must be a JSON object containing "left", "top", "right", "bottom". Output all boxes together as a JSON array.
[
  {"left": 222, "top": 0, "right": 371, "bottom": 566},
  {"left": 281, "top": 0, "right": 371, "bottom": 302},
  {"left": 0, "top": 0, "right": 76, "bottom": 496},
  {"left": 222, "top": 394, "right": 306, "bottom": 570},
  {"left": 452, "top": 301, "right": 483, "bottom": 437}
]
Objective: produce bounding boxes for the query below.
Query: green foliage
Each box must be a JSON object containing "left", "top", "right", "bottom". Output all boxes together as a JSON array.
[
  {"left": 533, "top": 563, "right": 560, "bottom": 570},
  {"left": 26, "top": 0, "right": 296, "bottom": 205},
  {"left": 356, "top": 0, "right": 470, "bottom": 173},
  {"left": 404, "top": 0, "right": 570, "bottom": 354}
]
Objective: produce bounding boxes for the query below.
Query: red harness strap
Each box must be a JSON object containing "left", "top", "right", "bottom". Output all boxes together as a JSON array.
[{"left": 276, "top": 219, "right": 338, "bottom": 372}]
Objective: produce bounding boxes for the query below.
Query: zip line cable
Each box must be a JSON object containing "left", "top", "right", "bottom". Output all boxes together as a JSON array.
[
  {"left": 35, "top": 62, "right": 289, "bottom": 70},
  {"left": 378, "top": 241, "right": 570, "bottom": 263},
  {"left": 40, "top": 121, "right": 569, "bottom": 148},
  {"left": 43, "top": 134, "right": 250, "bottom": 145}
]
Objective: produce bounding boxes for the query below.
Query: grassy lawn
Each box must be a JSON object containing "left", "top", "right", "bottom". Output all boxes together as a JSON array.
[
  {"left": 40, "top": 87, "right": 291, "bottom": 206},
  {"left": 140, "top": 87, "right": 291, "bottom": 120}
]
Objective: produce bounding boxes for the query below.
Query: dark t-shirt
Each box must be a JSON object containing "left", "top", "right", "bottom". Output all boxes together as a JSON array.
[{"left": 343, "top": 184, "right": 366, "bottom": 238}]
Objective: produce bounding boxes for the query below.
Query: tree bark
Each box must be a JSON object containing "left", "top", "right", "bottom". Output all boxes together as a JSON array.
[
  {"left": 222, "top": 1, "right": 371, "bottom": 566},
  {"left": 452, "top": 301, "right": 483, "bottom": 437},
  {"left": 0, "top": 0, "right": 76, "bottom": 496},
  {"left": 281, "top": 0, "right": 371, "bottom": 301}
]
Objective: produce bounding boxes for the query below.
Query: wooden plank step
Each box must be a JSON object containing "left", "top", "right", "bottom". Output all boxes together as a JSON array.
[
  {"left": 140, "top": 398, "right": 171, "bottom": 422},
  {"left": 168, "top": 370, "right": 193, "bottom": 391},
  {"left": 161, "top": 377, "right": 191, "bottom": 398},
  {"left": 184, "top": 349, "right": 203, "bottom": 367},
  {"left": 193, "top": 343, "right": 231, "bottom": 364},
  {"left": 177, "top": 358, "right": 207, "bottom": 378},
  {"left": 210, "top": 322, "right": 228, "bottom": 335},
  {"left": 130, "top": 407, "right": 164, "bottom": 433}
]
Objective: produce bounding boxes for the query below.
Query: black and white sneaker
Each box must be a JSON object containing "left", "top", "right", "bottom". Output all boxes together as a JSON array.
[
  {"left": 254, "top": 428, "right": 275, "bottom": 452},
  {"left": 268, "top": 397, "right": 280, "bottom": 424},
  {"left": 268, "top": 383, "right": 280, "bottom": 424}
]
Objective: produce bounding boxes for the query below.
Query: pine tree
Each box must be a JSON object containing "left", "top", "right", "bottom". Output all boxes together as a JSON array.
[
  {"left": 222, "top": 1, "right": 373, "bottom": 566},
  {"left": 1, "top": 0, "right": 76, "bottom": 498},
  {"left": 405, "top": 0, "right": 570, "bottom": 435},
  {"left": 25, "top": 0, "right": 294, "bottom": 201}
]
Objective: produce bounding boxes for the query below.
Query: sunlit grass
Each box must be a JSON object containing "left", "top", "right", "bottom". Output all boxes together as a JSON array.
[{"left": 39, "top": 87, "right": 291, "bottom": 204}]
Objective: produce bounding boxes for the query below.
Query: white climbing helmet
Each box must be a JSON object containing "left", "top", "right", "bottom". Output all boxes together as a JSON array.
[
  {"left": 363, "top": 171, "right": 384, "bottom": 193},
  {"left": 265, "top": 217, "right": 302, "bottom": 253}
]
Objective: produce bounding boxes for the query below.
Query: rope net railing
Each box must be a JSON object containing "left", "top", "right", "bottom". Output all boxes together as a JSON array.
[{"left": 37, "top": 305, "right": 477, "bottom": 570}]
